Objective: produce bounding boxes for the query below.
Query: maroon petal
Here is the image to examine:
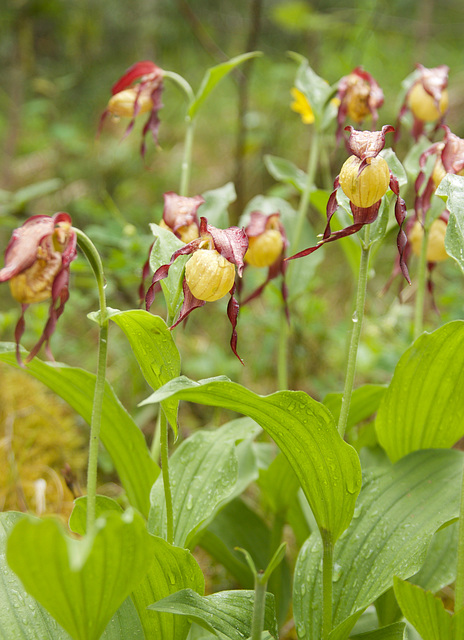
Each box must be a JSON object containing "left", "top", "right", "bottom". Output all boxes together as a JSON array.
[
  {"left": 1, "top": 215, "right": 55, "bottom": 282},
  {"left": 227, "top": 288, "right": 243, "bottom": 364},
  {"left": 441, "top": 126, "right": 464, "bottom": 174},
  {"left": 323, "top": 178, "right": 341, "bottom": 239},
  {"left": 163, "top": 192, "right": 204, "bottom": 231},
  {"left": 204, "top": 219, "right": 249, "bottom": 276},
  {"left": 390, "top": 174, "right": 411, "bottom": 284},
  {"left": 170, "top": 280, "right": 205, "bottom": 329},
  {"left": 111, "top": 61, "right": 162, "bottom": 95},
  {"left": 286, "top": 222, "right": 365, "bottom": 262},
  {"left": 345, "top": 125, "right": 394, "bottom": 159}
]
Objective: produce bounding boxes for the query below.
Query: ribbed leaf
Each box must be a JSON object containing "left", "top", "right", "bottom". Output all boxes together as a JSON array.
[
  {"left": 294, "top": 449, "right": 463, "bottom": 640},
  {"left": 437, "top": 173, "right": 464, "bottom": 273},
  {"left": 149, "top": 589, "right": 278, "bottom": 640},
  {"left": 189, "top": 52, "right": 262, "bottom": 119},
  {"left": 393, "top": 577, "right": 458, "bottom": 640},
  {"left": 0, "top": 342, "right": 159, "bottom": 517},
  {"left": 149, "top": 418, "right": 260, "bottom": 547},
  {"left": 6, "top": 510, "right": 156, "bottom": 640},
  {"left": 108, "top": 309, "right": 180, "bottom": 433},
  {"left": 350, "top": 622, "right": 406, "bottom": 639},
  {"left": 140, "top": 375, "right": 362, "bottom": 542},
  {"left": 411, "top": 522, "right": 458, "bottom": 593},
  {"left": 376, "top": 321, "right": 464, "bottom": 461}
]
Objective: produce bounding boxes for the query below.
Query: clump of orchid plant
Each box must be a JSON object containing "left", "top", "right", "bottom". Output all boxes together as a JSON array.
[
  {"left": 415, "top": 125, "right": 464, "bottom": 218},
  {"left": 287, "top": 125, "right": 410, "bottom": 283},
  {"left": 145, "top": 217, "right": 248, "bottom": 362},
  {"left": 396, "top": 64, "right": 449, "bottom": 142},
  {"left": 0, "top": 213, "right": 77, "bottom": 365},
  {"left": 335, "top": 67, "right": 384, "bottom": 143},
  {"left": 241, "top": 211, "right": 289, "bottom": 318},
  {"left": 139, "top": 192, "right": 203, "bottom": 302},
  {"left": 98, "top": 60, "right": 164, "bottom": 157}
]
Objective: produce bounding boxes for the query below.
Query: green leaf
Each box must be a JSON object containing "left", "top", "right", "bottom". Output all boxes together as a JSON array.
[
  {"left": 393, "top": 577, "right": 459, "bottom": 640},
  {"left": 294, "top": 449, "right": 463, "bottom": 640},
  {"left": 258, "top": 452, "right": 301, "bottom": 515},
  {"left": 131, "top": 537, "right": 205, "bottom": 640},
  {"left": 200, "top": 182, "right": 236, "bottom": 229},
  {"left": 149, "top": 223, "right": 188, "bottom": 322},
  {"left": 375, "top": 321, "right": 464, "bottom": 462},
  {"left": 0, "top": 343, "right": 159, "bottom": 517},
  {"left": 6, "top": 509, "right": 157, "bottom": 640},
  {"left": 189, "top": 52, "right": 262, "bottom": 119},
  {"left": 350, "top": 622, "right": 406, "bottom": 639},
  {"left": 437, "top": 173, "right": 464, "bottom": 273},
  {"left": 140, "top": 375, "right": 362, "bottom": 542},
  {"left": 323, "top": 384, "right": 387, "bottom": 432},
  {"left": 149, "top": 589, "right": 278, "bottom": 640},
  {"left": 292, "top": 56, "right": 334, "bottom": 127},
  {"left": 69, "top": 495, "right": 123, "bottom": 535},
  {"left": 149, "top": 418, "right": 260, "bottom": 547},
  {"left": 264, "top": 155, "right": 307, "bottom": 193},
  {"left": 380, "top": 149, "right": 407, "bottom": 188},
  {"left": 107, "top": 309, "right": 181, "bottom": 434},
  {"left": 410, "top": 522, "right": 458, "bottom": 593}
]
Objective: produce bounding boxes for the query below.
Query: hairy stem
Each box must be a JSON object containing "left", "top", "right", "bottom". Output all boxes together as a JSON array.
[
  {"left": 251, "top": 575, "right": 267, "bottom": 640},
  {"left": 413, "top": 225, "right": 429, "bottom": 340},
  {"left": 160, "top": 410, "right": 174, "bottom": 544},
  {"left": 338, "top": 227, "right": 371, "bottom": 438},
  {"left": 179, "top": 117, "right": 196, "bottom": 197},
  {"left": 74, "top": 228, "right": 108, "bottom": 534}
]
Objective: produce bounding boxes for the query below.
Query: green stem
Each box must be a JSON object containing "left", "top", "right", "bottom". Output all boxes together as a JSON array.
[
  {"left": 150, "top": 410, "right": 161, "bottom": 462},
  {"left": 251, "top": 575, "right": 267, "bottom": 640},
  {"left": 455, "top": 465, "right": 464, "bottom": 612},
  {"left": 160, "top": 410, "right": 174, "bottom": 544},
  {"left": 337, "top": 227, "right": 371, "bottom": 438},
  {"left": 291, "top": 129, "right": 320, "bottom": 255},
  {"left": 179, "top": 116, "right": 196, "bottom": 197},
  {"left": 277, "top": 315, "right": 289, "bottom": 390},
  {"left": 413, "top": 225, "right": 429, "bottom": 341},
  {"left": 74, "top": 228, "right": 108, "bottom": 535},
  {"left": 321, "top": 531, "right": 334, "bottom": 640}
]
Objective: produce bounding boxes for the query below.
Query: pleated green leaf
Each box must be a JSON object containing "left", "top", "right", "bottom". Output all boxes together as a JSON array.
[
  {"left": 410, "top": 522, "right": 458, "bottom": 593},
  {"left": 294, "top": 449, "right": 463, "bottom": 640},
  {"left": 140, "top": 375, "right": 362, "bottom": 542},
  {"left": 375, "top": 321, "right": 464, "bottom": 462},
  {"left": 149, "top": 418, "right": 260, "bottom": 547},
  {"left": 350, "top": 622, "right": 406, "bottom": 639},
  {"left": 393, "top": 577, "right": 459, "bottom": 640},
  {"left": 437, "top": 173, "right": 464, "bottom": 273},
  {"left": 0, "top": 342, "right": 159, "bottom": 517},
  {"left": 149, "top": 589, "right": 278, "bottom": 640},
  {"left": 131, "top": 537, "right": 205, "bottom": 640},
  {"left": 108, "top": 309, "right": 180, "bottom": 434},
  {"left": 6, "top": 509, "right": 156, "bottom": 640}
]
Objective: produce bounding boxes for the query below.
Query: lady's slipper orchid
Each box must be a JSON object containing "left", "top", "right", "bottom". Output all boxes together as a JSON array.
[
  {"left": 287, "top": 125, "right": 410, "bottom": 284},
  {"left": 336, "top": 67, "right": 384, "bottom": 142},
  {"left": 139, "top": 192, "right": 204, "bottom": 303},
  {"left": 145, "top": 217, "right": 248, "bottom": 362},
  {"left": 98, "top": 61, "right": 164, "bottom": 157},
  {"left": 0, "top": 213, "right": 77, "bottom": 365},
  {"left": 415, "top": 125, "right": 464, "bottom": 218},
  {"left": 396, "top": 64, "right": 449, "bottom": 142},
  {"left": 242, "top": 212, "right": 289, "bottom": 317}
]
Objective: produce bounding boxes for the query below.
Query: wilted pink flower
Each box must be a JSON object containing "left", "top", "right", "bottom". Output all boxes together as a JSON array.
[
  {"left": 415, "top": 125, "right": 464, "bottom": 218},
  {"left": 98, "top": 61, "right": 164, "bottom": 157},
  {"left": 241, "top": 211, "right": 289, "bottom": 318},
  {"left": 0, "top": 213, "right": 77, "bottom": 365},
  {"left": 396, "top": 64, "right": 449, "bottom": 142},
  {"left": 139, "top": 192, "right": 204, "bottom": 302},
  {"left": 287, "top": 126, "right": 410, "bottom": 283},
  {"left": 145, "top": 217, "right": 248, "bottom": 362},
  {"left": 336, "top": 67, "right": 384, "bottom": 143}
]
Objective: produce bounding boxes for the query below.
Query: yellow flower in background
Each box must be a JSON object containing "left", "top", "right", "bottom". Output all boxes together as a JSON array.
[{"left": 290, "top": 88, "right": 315, "bottom": 124}]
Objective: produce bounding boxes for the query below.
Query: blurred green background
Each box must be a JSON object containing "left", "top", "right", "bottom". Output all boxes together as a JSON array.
[{"left": 1, "top": 0, "right": 463, "bottom": 417}]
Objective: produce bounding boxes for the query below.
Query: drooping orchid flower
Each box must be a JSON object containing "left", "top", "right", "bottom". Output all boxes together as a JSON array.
[
  {"left": 0, "top": 213, "right": 77, "bottom": 365},
  {"left": 145, "top": 217, "right": 248, "bottom": 362},
  {"left": 98, "top": 61, "right": 164, "bottom": 158},
  {"left": 287, "top": 125, "right": 410, "bottom": 284},
  {"left": 139, "top": 192, "right": 204, "bottom": 302},
  {"left": 241, "top": 211, "right": 289, "bottom": 319},
  {"left": 415, "top": 125, "right": 464, "bottom": 219},
  {"left": 396, "top": 64, "right": 449, "bottom": 142},
  {"left": 335, "top": 67, "right": 384, "bottom": 143}
]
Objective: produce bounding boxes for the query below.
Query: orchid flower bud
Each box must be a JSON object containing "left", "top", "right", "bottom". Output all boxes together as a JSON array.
[
  {"left": 407, "top": 82, "right": 449, "bottom": 122},
  {"left": 409, "top": 218, "right": 449, "bottom": 262},
  {"left": 245, "top": 229, "right": 284, "bottom": 268},
  {"left": 107, "top": 88, "right": 154, "bottom": 118}
]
